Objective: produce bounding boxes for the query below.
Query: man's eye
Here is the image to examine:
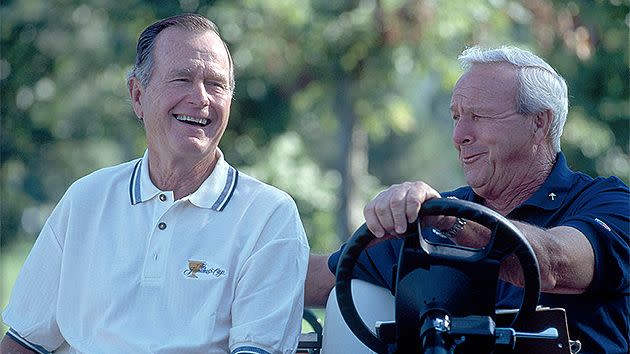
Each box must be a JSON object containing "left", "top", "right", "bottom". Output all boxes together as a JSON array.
[
  {"left": 207, "top": 81, "right": 228, "bottom": 90},
  {"left": 207, "top": 81, "right": 224, "bottom": 87}
]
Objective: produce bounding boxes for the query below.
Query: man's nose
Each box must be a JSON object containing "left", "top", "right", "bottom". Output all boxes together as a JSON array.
[
  {"left": 452, "top": 117, "right": 473, "bottom": 145},
  {"left": 187, "top": 82, "right": 210, "bottom": 107}
]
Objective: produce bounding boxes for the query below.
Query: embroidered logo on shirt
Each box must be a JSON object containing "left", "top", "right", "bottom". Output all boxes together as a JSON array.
[
  {"left": 183, "top": 260, "right": 227, "bottom": 278},
  {"left": 594, "top": 218, "right": 612, "bottom": 232}
]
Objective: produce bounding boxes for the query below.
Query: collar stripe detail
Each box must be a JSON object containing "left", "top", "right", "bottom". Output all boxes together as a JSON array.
[
  {"left": 231, "top": 346, "right": 271, "bottom": 354},
  {"left": 212, "top": 166, "right": 238, "bottom": 211},
  {"left": 129, "top": 159, "right": 142, "bottom": 205},
  {"left": 7, "top": 328, "right": 51, "bottom": 354}
]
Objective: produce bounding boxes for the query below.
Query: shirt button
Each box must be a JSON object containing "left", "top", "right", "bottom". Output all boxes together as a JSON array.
[
  {"left": 158, "top": 222, "right": 167, "bottom": 230},
  {"left": 159, "top": 194, "right": 167, "bottom": 202}
]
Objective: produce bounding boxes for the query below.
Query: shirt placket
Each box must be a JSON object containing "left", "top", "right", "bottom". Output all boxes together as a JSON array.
[{"left": 142, "top": 192, "right": 175, "bottom": 283}]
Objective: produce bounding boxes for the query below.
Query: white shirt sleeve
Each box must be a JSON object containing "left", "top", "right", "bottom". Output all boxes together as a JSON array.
[
  {"left": 2, "top": 221, "right": 66, "bottom": 352},
  {"left": 229, "top": 197, "right": 310, "bottom": 354}
]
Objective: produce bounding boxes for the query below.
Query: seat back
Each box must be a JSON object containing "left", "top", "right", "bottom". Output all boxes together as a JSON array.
[{"left": 321, "top": 279, "right": 395, "bottom": 354}]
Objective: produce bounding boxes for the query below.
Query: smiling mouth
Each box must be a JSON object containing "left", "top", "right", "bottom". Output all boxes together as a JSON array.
[
  {"left": 461, "top": 152, "right": 485, "bottom": 163},
  {"left": 175, "top": 115, "right": 209, "bottom": 126}
]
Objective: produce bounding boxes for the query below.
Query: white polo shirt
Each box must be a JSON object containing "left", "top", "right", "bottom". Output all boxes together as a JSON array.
[{"left": 2, "top": 150, "right": 310, "bottom": 354}]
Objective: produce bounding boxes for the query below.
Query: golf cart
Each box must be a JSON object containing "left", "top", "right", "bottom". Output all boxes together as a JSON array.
[{"left": 298, "top": 198, "right": 581, "bottom": 354}]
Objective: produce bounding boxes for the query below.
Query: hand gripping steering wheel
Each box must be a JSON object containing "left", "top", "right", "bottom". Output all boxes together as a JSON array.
[{"left": 335, "top": 198, "right": 541, "bottom": 353}]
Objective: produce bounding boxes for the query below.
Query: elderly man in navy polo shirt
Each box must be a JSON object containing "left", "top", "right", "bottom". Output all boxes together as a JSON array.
[{"left": 306, "top": 46, "right": 629, "bottom": 354}]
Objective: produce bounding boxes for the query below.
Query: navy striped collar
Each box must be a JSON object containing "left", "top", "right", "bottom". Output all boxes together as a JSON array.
[{"left": 129, "top": 150, "right": 238, "bottom": 211}]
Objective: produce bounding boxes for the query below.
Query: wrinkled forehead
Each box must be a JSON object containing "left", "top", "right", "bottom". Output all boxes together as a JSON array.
[{"left": 450, "top": 63, "right": 519, "bottom": 111}]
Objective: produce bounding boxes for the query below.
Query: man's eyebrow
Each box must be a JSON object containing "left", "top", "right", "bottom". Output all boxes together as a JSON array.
[
  {"left": 208, "top": 68, "right": 229, "bottom": 82},
  {"left": 166, "top": 66, "right": 228, "bottom": 83},
  {"left": 166, "top": 67, "right": 194, "bottom": 77},
  {"left": 450, "top": 100, "right": 473, "bottom": 113}
]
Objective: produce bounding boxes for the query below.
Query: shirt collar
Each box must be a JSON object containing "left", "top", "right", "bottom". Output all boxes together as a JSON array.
[
  {"left": 129, "top": 149, "right": 238, "bottom": 211},
  {"left": 518, "top": 152, "right": 574, "bottom": 210},
  {"left": 129, "top": 151, "right": 160, "bottom": 205}
]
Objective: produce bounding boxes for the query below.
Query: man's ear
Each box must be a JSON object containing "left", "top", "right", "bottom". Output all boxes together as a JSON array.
[
  {"left": 128, "top": 77, "right": 144, "bottom": 120},
  {"left": 533, "top": 109, "right": 553, "bottom": 144}
]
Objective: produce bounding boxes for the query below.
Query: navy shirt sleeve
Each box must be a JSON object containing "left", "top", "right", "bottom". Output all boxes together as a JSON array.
[{"left": 559, "top": 176, "right": 629, "bottom": 296}]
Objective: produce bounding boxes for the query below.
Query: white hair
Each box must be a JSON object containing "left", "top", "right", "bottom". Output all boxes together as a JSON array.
[{"left": 458, "top": 46, "right": 568, "bottom": 153}]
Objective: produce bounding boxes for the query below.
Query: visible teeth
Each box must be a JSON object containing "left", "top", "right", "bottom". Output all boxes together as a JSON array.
[{"left": 176, "top": 115, "right": 208, "bottom": 125}]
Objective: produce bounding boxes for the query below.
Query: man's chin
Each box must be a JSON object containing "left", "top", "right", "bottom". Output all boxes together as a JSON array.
[{"left": 463, "top": 171, "right": 487, "bottom": 190}]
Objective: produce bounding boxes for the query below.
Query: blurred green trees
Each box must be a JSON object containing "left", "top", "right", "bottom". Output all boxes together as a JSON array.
[{"left": 1, "top": 0, "right": 628, "bottom": 257}]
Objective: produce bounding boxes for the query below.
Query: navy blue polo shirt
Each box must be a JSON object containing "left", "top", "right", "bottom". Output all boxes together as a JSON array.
[{"left": 328, "top": 153, "right": 629, "bottom": 354}]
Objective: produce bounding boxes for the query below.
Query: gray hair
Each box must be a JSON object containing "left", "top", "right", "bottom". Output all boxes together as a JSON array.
[
  {"left": 458, "top": 46, "right": 568, "bottom": 153},
  {"left": 127, "top": 13, "right": 235, "bottom": 91}
]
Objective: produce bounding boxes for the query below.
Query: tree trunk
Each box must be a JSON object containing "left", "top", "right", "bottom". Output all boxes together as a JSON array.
[
  {"left": 334, "top": 77, "right": 354, "bottom": 243},
  {"left": 334, "top": 76, "right": 369, "bottom": 242}
]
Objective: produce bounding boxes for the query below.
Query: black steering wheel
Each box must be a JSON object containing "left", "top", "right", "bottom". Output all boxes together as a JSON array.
[{"left": 335, "top": 198, "right": 541, "bottom": 353}]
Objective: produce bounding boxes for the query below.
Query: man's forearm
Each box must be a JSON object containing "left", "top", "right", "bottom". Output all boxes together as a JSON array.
[
  {"left": 500, "top": 222, "right": 594, "bottom": 293},
  {"left": 1, "top": 334, "right": 38, "bottom": 354},
  {"left": 453, "top": 218, "right": 594, "bottom": 293},
  {"left": 304, "top": 254, "right": 336, "bottom": 307}
]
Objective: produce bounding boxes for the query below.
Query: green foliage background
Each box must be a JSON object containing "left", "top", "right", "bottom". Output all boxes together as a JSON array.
[{"left": 1, "top": 0, "right": 628, "bottom": 333}]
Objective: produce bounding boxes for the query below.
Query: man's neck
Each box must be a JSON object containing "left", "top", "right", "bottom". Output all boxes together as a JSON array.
[
  {"left": 148, "top": 150, "right": 219, "bottom": 200},
  {"left": 482, "top": 151, "right": 556, "bottom": 216}
]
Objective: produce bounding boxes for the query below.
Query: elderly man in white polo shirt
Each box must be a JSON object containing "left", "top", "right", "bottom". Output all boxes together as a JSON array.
[{"left": 1, "top": 14, "right": 310, "bottom": 354}]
